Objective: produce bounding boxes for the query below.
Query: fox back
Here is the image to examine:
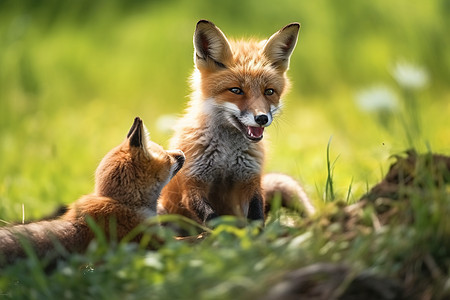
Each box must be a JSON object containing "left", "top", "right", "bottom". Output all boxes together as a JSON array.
[
  {"left": 160, "top": 20, "right": 300, "bottom": 224},
  {"left": 0, "top": 117, "right": 184, "bottom": 265}
]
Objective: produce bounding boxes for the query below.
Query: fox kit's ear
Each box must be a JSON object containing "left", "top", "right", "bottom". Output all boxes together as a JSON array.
[
  {"left": 193, "top": 20, "right": 233, "bottom": 70},
  {"left": 127, "top": 117, "right": 144, "bottom": 148},
  {"left": 263, "top": 23, "right": 300, "bottom": 72}
]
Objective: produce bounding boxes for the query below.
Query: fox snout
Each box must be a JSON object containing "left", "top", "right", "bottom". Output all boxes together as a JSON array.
[
  {"left": 255, "top": 114, "right": 270, "bottom": 126},
  {"left": 243, "top": 110, "right": 273, "bottom": 128},
  {"left": 167, "top": 150, "right": 185, "bottom": 177},
  {"left": 229, "top": 109, "right": 274, "bottom": 142}
]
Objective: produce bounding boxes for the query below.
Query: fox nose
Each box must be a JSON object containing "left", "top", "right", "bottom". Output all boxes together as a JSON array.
[
  {"left": 255, "top": 114, "right": 269, "bottom": 126},
  {"left": 175, "top": 152, "right": 185, "bottom": 166},
  {"left": 168, "top": 150, "right": 185, "bottom": 176},
  {"left": 174, "top": 151, "right": 185, "bottom": 167}
]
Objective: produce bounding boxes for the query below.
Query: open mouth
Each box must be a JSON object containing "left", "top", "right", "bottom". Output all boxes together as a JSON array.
[{"left": 233, "top": 117, "right": 265, "bottom": 142}]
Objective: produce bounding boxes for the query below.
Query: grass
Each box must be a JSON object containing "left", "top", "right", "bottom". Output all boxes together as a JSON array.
[
  {"left": 325, "top": 137, "right": 338, "bottom": 203},
  {"left": 0, "top": 0, "right": 449, "bottom": 298}
]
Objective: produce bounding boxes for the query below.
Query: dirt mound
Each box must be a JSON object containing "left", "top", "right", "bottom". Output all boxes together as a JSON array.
[{"left": 266, "top": 150, "right": 450, "bottom": 299}]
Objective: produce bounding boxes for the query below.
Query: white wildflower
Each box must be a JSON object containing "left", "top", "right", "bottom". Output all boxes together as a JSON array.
[
  {"left": 356, "top": 85, "right": 398, "bottom": 112},
  {"left": 391, "top": 61, "right": 429, "bottom": 90}
]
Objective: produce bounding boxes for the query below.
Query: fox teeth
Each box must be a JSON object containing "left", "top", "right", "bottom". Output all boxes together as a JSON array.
[{"left": 247, "top": 126, "right": 264, "bottom": 138}]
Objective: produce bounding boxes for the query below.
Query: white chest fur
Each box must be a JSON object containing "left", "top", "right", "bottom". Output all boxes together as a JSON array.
[{"left": 187, "top": 123, "right": 262, "bottom": 183}]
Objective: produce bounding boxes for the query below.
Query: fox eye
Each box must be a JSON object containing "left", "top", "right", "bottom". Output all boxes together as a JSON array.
[
  {"left": 264, "top": 88, "right": 275, "bottom": 96},
  {"left": 229, "top": 87, "right": 244, "bottom": 95}
]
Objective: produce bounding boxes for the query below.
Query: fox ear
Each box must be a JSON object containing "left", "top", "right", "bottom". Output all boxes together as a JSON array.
[
  {"left": 127, "top": 117, "right": 143, "bottom": 148},
  {"left": 193, "top": 20, "right": 233, "bottom": 70},
  {"left": 263, "top": 23, "right": 300, "bottom": 72}
]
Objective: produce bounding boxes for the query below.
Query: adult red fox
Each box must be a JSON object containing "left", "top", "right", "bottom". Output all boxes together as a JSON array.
[
  {"left": 0, "top": 117, "right": 185, "bottom": 265},
  {"left": 159, "top": 20, "right": 315, "bottom": 225}
]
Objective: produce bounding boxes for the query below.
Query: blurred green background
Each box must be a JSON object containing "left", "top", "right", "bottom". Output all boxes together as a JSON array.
[{"left": 1, "top": 0, "right": 449, "bottom": 220}]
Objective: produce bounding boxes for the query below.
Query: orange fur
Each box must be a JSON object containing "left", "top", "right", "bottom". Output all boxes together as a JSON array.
[
  {"left": 0, "top": 117, "right": 184, "bottom": 265},
  {"left": 159, "top": 20, "right": 306, "bottom": 225}
]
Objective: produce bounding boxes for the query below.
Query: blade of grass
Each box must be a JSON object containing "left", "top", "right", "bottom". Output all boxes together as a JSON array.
[
  {"left": 325, "top": 137, "right": 339, "bottom": 202},
  {"left": 346, "top": 177, "right": 354, "bottom": 203}
]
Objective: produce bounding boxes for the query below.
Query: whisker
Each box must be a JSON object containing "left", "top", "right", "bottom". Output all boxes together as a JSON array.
[{"left": 271, "top": 104, "right": 283, "bottom": 115}]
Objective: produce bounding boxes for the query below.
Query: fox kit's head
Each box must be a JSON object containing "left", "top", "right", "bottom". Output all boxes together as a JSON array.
[
  {"left": 192, "top": 20, "right": 299, "bottom": 142},
  {"left": 95, "top": 117, "right": 185, "bottom": 212}
]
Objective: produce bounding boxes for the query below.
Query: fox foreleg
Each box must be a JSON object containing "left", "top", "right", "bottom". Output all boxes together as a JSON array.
[
  {"left": 247, "top": 193, "right": 264, "bottom": 221},
  {"left": 184, "top": 189, "right": 218, "bottom": 224}
]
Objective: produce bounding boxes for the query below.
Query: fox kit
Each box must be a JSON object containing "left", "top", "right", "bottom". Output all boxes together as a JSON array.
[
  {"left": 0, "top": 117, "right": 185, "bottom": 265},
  {"left": 160, "top": 20, "right": 314, "bottom": 224}
]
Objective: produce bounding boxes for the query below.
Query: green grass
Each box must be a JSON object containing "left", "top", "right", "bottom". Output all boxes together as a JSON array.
[{"left": 0, "top": 0, "right": 449, "bottom": 298}]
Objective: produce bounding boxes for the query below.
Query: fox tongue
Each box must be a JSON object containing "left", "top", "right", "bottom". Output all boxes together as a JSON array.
[{"left": 247, "top": 126, "right": 264, "bottom": 139}]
